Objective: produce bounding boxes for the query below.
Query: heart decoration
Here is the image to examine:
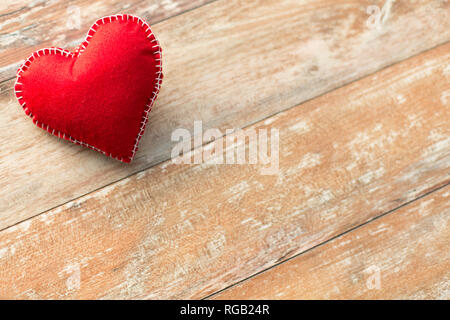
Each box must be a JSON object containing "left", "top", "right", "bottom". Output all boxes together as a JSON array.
[{"left": 14, "top": 14, "right": 163, "bottom": 163}]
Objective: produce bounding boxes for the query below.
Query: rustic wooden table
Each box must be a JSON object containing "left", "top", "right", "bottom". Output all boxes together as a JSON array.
[{"left": 0, "top": 0, "right": 448, "bottom": 299}]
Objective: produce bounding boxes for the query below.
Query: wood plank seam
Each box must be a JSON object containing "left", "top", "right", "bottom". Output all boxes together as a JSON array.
[
  {"left": 0, "top": 0, "right": 219, "bottom": 83},
  {"left": 204, "top": 182, "right": 450, "bottom": 299},
  {"left": 1, "top": 41, "right": 448, "bottom": 233},
  {"left": 211, "top": 186, "right": 450, "bottom": 299},
  {"left": 1, "top": 1, "right": 449, "bottom": 229},
  {"left": 0, "top": 42, "right": 448, "bottom": 299}
]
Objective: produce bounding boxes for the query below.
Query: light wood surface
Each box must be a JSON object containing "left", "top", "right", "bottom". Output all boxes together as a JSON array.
[
  {"left": 1, "top": 0, "right": 449, "bottom": 230},
  {"left": 213, "top": 186, "right": 450, "bottom": 300},
  {"left": 0, "top": 41, "right": 448, "bottom": 298}
]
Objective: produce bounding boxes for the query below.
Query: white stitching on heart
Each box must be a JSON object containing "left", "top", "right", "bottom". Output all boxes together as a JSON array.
[{"left": 14, "top": 14, "right": 163, "bottom": 163}]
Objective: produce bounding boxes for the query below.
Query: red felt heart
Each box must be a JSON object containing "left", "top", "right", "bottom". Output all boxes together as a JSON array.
[{"left": 14, "top": 14, "right": 163, "bottom": 163}]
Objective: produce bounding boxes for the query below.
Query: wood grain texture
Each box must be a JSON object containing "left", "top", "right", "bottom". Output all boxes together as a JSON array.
[
  {"left": 0, "top": 0, "right": 449, "bottom": 230},
  {"left": 0, "top": 0, "right": 214, "bottom": 81},
  {"left": 213, "top": 186, "right": 450, "bottom": 300},
  {"left": 0, "top": 43, "right": 448, "bottom": 299}
]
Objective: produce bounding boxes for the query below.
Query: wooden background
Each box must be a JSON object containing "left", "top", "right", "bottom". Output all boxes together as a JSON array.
[{"left": 0, "top": 0, "right": 449, "bottom": 299}]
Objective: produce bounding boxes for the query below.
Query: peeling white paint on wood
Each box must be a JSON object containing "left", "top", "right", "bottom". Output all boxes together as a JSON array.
[
  {"left": 1, "top": 0, "right": 450, "bottom": 230},
  {"left": 214, "top": 188, "right": 449, "bottom": 299},
  {"left": 0, "top": 43, "right": 449, "bottom": 299}
]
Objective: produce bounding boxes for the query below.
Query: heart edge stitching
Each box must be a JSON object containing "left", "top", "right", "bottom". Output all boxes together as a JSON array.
[{"left": 14, "top": 13, "right": 163, "bottom": 163}]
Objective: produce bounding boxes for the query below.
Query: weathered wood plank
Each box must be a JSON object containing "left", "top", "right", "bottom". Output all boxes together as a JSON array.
[
  {"left": 0, "top": 44, "right": 448, "bottom": 299},
  {"left": 212, "top": 186, "right": 450, "bottom": 300},
  {"left": 1, "top": 0, "right": 449, "bottom": 230},
  {"left": 0, "top": 0, "right": 214, "bottom": 81}
]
